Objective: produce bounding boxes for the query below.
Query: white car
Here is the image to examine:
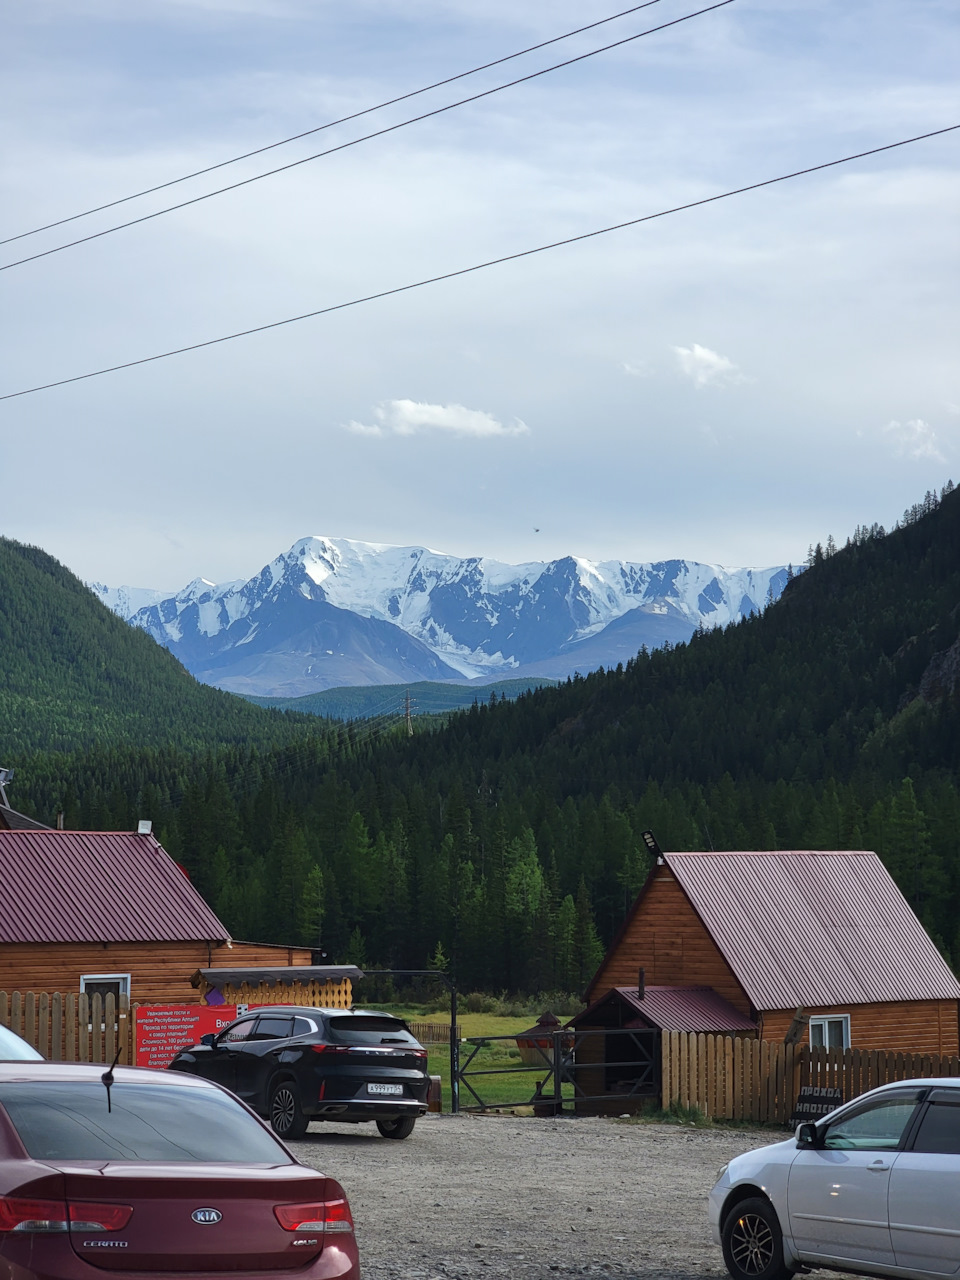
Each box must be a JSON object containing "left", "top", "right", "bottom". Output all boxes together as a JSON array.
[
  {"left": 709, "top": 1078, "right": 960, "bottom": 1280},
  {"left": 0, "top": 1024, "right": 43, "bottom": 1059}
]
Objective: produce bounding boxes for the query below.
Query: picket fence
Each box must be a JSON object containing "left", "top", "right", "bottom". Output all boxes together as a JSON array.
[
  {"left": 0, "top": 991, "right": 454, "bottom": 1065},
  {"left": 661, "top": 1030, "right": 960, "bottom": 1124},
  {"left": 1, "top": 990, "right": 133, "bottom": 1064}
]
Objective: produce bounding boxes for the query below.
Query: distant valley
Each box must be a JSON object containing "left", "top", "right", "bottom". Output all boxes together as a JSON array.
[{"left": 91, "top": 535, "right": 794, "bottom": 698}]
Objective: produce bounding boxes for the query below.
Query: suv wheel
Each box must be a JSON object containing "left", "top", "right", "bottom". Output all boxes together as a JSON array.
[
  {"left": 377, "top": 1115, "right": 417, "bottom": 1140},
  {"left": 270, "top": 1081, "right": 308, "bottom": 1140}
]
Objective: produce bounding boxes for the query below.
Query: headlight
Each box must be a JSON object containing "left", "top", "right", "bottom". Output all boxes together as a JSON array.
[{"left": 715, "top": 1163, "right": 729, "bottom": 1184}]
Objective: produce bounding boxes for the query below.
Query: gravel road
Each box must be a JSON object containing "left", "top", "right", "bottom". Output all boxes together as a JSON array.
[{"left": 289, "top": 1112, "right": 779, "bottom": 1280}]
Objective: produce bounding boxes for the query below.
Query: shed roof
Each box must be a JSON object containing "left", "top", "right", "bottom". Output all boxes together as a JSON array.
[
  {"left": 572, "top": 985, "right": 756, "bottom": 1034},
  {"left": 0, "top": 830, "right": 229, "bottom": 944},
  {"left": 664, "top": 850, "right": 960, "bottom": 1010}
]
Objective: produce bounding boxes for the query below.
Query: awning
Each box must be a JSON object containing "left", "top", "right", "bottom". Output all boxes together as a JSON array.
[{"left": 192, "top": 965, "right": 364, "bottom": 991}]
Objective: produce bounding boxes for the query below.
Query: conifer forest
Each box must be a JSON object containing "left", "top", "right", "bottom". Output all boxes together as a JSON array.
[{"left": 4, "top": 483, "right": 960, "bottom": 995}]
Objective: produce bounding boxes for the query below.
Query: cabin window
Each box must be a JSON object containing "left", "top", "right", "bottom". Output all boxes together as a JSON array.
[
  {"left": 80, "top": 973, "right": 130, "bottom": 1003},
  {"left": 809, "top": 1014, "right": 850, "bottom": 1049},
  {"left": 80, "top": 974, "right": 130, "bottom": 1032}
]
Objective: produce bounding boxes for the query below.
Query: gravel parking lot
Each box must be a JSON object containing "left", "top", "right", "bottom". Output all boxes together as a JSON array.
[{"left": 289, "top": 1112, "right": 779, "bottom": 1280}]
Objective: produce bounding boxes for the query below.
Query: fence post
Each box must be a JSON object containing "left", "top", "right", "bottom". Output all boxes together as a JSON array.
[
  {"left": 51, "top": 993, "right": 63, "bottom": 1061},
  {"left": 105, "top": 994, "right": 117, "bottom": 1065}
]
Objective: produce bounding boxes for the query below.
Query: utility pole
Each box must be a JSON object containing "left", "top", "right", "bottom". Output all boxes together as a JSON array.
[{"left": 405, "top": 689, "right": 413, "bottom": 737}]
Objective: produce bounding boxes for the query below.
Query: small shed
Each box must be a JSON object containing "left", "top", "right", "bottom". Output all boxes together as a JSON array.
[
  {"left": 586, "top": 849, "right": 960, "bottom": 1055},
  {"left": 0, "top": 829, "right": 313, "bottom": 1005},
  {"left": 567, "top": 983, "right": 756, "bottom": 1114}
]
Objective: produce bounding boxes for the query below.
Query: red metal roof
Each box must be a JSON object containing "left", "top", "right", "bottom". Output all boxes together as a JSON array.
[
  {"left": 665, "top": 850, "right": 960, "bottom": 1010},
  {"left": 573, "top": 985, "right": 756, "bottom": 1033},
  {"left": 0, "top": 831, "right": 229, "bottom": 944}
]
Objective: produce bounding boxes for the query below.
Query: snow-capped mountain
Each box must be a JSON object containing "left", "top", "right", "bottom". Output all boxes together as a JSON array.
[{"left": 91, "top": 536, "right": 794, "bottom": 697}]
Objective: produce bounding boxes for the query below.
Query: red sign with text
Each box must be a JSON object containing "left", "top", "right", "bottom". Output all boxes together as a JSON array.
[{"left": 135, "top": 1005, "right": 263, "bottom": 1069}]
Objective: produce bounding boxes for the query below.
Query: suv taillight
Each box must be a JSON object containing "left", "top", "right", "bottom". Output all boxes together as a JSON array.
[{"left": 310, "top": 1044, "right": 352, "bottom": 1054}]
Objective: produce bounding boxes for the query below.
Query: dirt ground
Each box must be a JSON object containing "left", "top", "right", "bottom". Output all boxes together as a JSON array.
[{"left": 289, "top": 1111, "right": 779, "bottom": 1280}]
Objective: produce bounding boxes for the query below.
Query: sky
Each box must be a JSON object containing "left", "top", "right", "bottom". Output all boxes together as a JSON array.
[{"left": 2, "top": 0, "right": 958, "bottom": 591}]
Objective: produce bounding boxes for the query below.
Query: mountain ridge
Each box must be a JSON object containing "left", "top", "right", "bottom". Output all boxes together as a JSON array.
[{"left": 92, "top": 535, "right": 794, "bottom": 696}]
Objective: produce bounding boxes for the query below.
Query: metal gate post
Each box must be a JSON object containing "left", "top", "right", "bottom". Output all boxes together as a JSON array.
[
  {"left": 552, "top": 1029, "right": 563, "bottom": 1115},
  {"left": 450, "top": 982, "right": 459, "bottom": 1114}
]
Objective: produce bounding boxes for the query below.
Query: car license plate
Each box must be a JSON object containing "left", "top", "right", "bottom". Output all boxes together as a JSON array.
[{"left": 367, "top": 1083, "right": 403, "bottom": 1096}]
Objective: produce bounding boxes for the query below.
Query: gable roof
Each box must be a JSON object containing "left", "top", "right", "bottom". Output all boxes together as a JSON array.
[
  {"left": 0, "top": 830, "right": 229, "bottom": 944},
  {"left": 664, "top": 849, "right": 960, "bottom": 1010},
  {"left": 571, "top": 985, "right": 756, "bottom": 1034},
  {"left": 0, "top": 804, "right": 50, "bottom": 832}
]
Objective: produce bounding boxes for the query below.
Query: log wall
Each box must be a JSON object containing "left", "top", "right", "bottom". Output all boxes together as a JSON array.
[
  {"left": 590, "top": 868, "right": 751, "bottom": 1014},
  {"left": 0, "top": 940, "right": 312, "bottom": 1006}
]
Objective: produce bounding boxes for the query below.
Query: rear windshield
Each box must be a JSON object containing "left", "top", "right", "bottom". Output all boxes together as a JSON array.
[
  {"left": 0, "top": 1082, "right": 288, "bottom": 1163},
  {"left": 327, "top": 1015, "right": 419, "bottom": 1046}
]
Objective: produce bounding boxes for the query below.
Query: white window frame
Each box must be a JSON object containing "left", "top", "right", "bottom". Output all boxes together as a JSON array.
[
  {"left": 80, "top": 973, "right": 130, "bottom": 999},
  {"left": 809, "top": 1013, "right": 851, "bottom": 1049},
  {"left": 80, "top": 974, "right": 131, "bottom": 1031}
]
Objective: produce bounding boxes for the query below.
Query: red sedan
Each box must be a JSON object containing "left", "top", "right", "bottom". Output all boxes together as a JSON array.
[{"left": 0, "top": 1061, "right": 359, "bottom": 1280}]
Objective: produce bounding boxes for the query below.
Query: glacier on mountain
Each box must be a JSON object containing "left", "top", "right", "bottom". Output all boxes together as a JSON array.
[{"left": 90, "top": 536, "right": 794, "bottom": 697}]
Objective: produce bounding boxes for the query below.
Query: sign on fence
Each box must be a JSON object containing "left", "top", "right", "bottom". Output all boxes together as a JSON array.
[
  {"left": 791, "top": 1085, "right": 843, "bottom": 1126},
  {"left": 134, "top": 1005, "right": 259, "bottom": 1068}
]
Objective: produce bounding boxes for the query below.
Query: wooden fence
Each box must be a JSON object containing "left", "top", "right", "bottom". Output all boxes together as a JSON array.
[
  {"left": 407, "top": 1021, "right": 458, "bottom": 1044},
  {"left": 1, "top": 991, "right": 132, "bottom": 1064},
  {"left": 661, "top": 1031, "right": 960, "bottom": 1125},
  {"left": 1, "top": 991, "right": 455, "bottom": 1063}
]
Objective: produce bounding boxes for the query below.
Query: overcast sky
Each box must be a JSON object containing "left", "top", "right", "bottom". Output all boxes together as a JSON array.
[{"left": 2, "top": 0, "right": 958, "bottom": 590}]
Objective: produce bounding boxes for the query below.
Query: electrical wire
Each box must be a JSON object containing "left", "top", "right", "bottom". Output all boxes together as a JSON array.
[
  {"left": 1, "top": 0, "right": 671, "bottom": 248},
  {"left": 0, "top": 0, "right": 738, "bottom": 274},
  {"left": 1, "top": 124, "right": 955, "bottom": 404}
]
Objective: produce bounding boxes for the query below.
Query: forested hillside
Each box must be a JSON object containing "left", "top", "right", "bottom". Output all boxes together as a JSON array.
[
  {"left": 0, "top": 537, "right": 328, "bottom": 754},
  {"left": 7, "top": 484, "right": 960, "bottom": 995}
]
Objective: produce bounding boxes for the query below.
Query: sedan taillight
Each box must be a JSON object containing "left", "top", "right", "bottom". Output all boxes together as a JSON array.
[
  {"left": 69, "top": 1202, "right": 134, "bottom": 1231},
  {"left": 274, "top": 1196, "right": 354, "bottom": 1234},
  {"left": 0, "top": 1199, "right": 130, "bottom": 1234},
  {"left": 0, "top": 1197, "right": 69, "bottom": 1233}
]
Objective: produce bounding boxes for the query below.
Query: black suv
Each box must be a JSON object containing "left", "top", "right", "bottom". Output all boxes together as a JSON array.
[{"left": 168, "top": 1005, "right": 430, "bottom": 1140}]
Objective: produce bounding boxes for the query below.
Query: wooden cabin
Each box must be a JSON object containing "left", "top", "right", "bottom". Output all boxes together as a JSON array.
[
  {"left": 0, "top": 829, "right": 313, "bottom": 1005},
  {"left": 586, "top": 849, "right": 960, "bottom": 1055}
]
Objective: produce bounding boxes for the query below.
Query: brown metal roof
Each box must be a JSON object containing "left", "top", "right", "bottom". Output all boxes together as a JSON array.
[
  {"left": 572, "top": 985, "right": 756, "bottom": 1034},
  {"left": 0, "top": 830, "right": 229, "bottom": 944},
  {"left": 665, "top": 850, "right": 960, "bottom": 1010}
]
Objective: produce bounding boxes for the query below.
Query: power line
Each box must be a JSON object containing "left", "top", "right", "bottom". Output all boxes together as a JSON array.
[
  {"left": 1, "top": 1, "right": 671, "bottom": 249},
  {"left": 2, "top": 124, "right": 955, "bottom": 404},
  {"left": 0, "top": 0, "right": 738, "bottom": 274}
]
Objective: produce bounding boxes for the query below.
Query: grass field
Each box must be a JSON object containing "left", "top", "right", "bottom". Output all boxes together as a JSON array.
[{"left": 404, "top": 1013, "right": 570, "bottom": 1113}]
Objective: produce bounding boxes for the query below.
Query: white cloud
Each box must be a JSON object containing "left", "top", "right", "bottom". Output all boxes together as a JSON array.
[
  {"left": 621, "top": 360, "right": 651, "bottom": 378},
  {"left": 345, "top": 399, "right": 529, "bottom": 439},
  {"left": 672, "top": 344, "right": 749, "bottom": 389},
  {"left": 883, "top": 418, "right": 946, "bottom": 462}
]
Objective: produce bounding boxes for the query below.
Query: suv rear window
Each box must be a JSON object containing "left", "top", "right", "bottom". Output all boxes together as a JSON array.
[
  {"left": 0, "top": 1082, "right": 287, "bottom": 1162},
  {"left": 327, "top": 1015, "right": 419, "bottom": 1046}
]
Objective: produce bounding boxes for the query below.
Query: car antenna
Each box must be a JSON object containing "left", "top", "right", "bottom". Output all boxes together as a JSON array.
[{"left": 101, "top": 1046, "right": 124, "bottom": 1112}]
